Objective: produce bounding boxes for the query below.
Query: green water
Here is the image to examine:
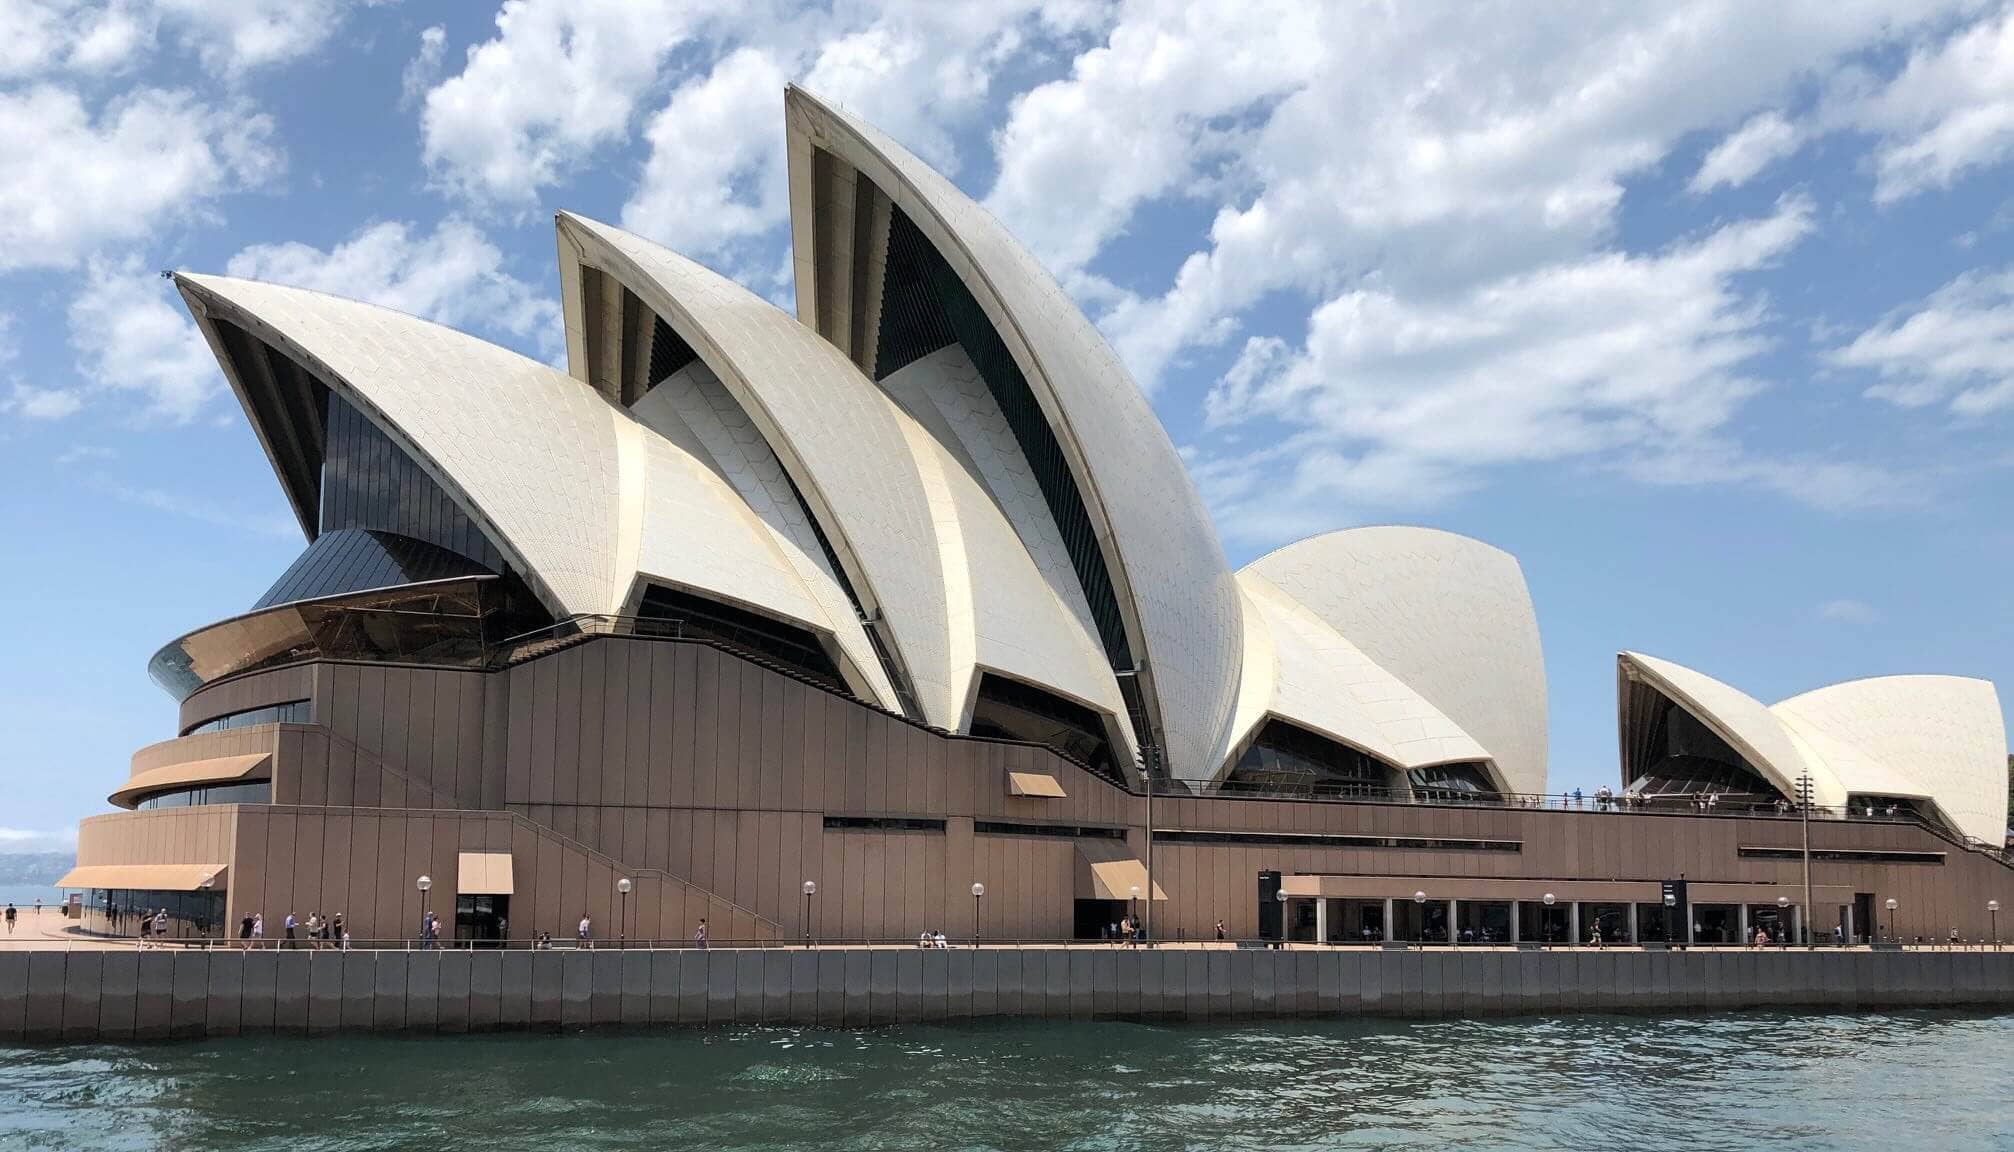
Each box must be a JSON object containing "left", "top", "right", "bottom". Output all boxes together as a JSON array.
[{"left": 2, "top": 1012, "right": 2009, "bottom": 1150}]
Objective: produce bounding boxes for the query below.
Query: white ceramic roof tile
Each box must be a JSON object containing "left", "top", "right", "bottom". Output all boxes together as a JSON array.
[
  {"left": 1772, "top": 676, "right": 2007, "bottom": 845},
  {"left": 179, "top": 274, "right": 621, "bottom": 618},
  {"left": 560, "top": 212, "right": 960, "bottom": 728},
  {"left": 1246, "top": 527, "right": 1549, "bottom": 794},
  {"left": 631, "top": 360, "right": 898, "bottom": 710},
  {"left": 787, "top": 87, "right": 1244, "bottom": 785}
]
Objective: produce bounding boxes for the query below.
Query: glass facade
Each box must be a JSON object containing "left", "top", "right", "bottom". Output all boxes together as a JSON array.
[
  {"left": 255, "top": 529, "right": 493, "bottom": 611},
  {"left": 1624, "top": 684, "right": 1785, "bottom": 808},
  {"left": 1225, "top": 721, "right": 1401, "bottom": 798},
  {"left": 317, "top": 391, "right": 508, "bottom": 573},
  {"left": 135, "top": 780, "right": 271, "bottom": 810},
  {"left": 966, "top": 673, "right": 1119, "bottom": 783},
  {"left": 182, "top": 699, "right": 311, "bottom": 737},
  {"left": 1406, "top": 762, "right": 1499, "bottom": 801},
  {"left": 89, "top": 888, "right": 225, "bottom": 939},
  {"left": 635, "top": 583, "right": 848, "bottom": 694}
]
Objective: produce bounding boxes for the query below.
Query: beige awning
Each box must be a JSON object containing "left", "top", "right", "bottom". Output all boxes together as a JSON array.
[
  {"left": 56, "top": 863, "right": 226, "bottom": 891},
  {"left": 1007, "top": 771, "right": 1067, "bottom": 798},
  {"left": 1075, "top": 840, "right": 1166, "bottom": 900},
  {"left": 109, "top": 753, "right": 270, "bottom": 808},
  {"left": 457, "top": 851, "right": 515, "bottom": 895}
]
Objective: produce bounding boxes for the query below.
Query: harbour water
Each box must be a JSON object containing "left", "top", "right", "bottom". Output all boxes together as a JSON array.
[{"left": 1, "top": 1011, "right": 2009, "bottom": 1150}]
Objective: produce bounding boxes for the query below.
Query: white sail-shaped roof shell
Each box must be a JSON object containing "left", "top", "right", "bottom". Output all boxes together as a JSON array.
[
  {"left": 1243, "top": 527, "right": 1549, "bottom": 796},
  {"left": 1617, "top": 650, "right": 1828, "bottom": 804},
  {"left": 784, "top": 85, "right": 1243, "bottom": 785},
  {"left": 176, "top": 275, "right": 875, "bottom": 679},
  {"left": 558, "top": 212, "right": 1129, "bottom": 742}
]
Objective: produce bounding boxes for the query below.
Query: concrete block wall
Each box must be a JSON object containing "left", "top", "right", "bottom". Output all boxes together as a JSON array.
[{"left": 4, "top": 947, "right": 2012, "bottom": 1043}]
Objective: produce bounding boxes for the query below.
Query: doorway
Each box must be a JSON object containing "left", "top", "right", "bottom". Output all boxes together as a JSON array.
[
  {"left": 1074, "top": 899, "right": 1128, "bottom": 940},
  {"left": 455, "top": 894, "right": 509, "bottom": 944}
]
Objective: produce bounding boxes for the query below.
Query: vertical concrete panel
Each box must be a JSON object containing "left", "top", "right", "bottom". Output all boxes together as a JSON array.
[
  {"left": 468, "top": 950, "right": 502, "bottom": 1032},
  {"left": 1247, "top": 949, "right": 1274, "bottom": 1018},
  {"left": 1067, "top": 949, "right": 1093, "bottom": 1021},
  {"left": 132, "top": 952, "right": 174, "bottom": 1041},
  {"left": 589, "top": 951, "right": 623, "bottom": 1027},
  {"left": 705, "top": 950, "right": 736, "bottom": 1025},
  {"left": 370, "top": 952, "right": 406, "bottom": 1031},
  {"left": 729, "top": 950, "right": 763, "bottom": 1025},
  {"left": 674, "top": 949, "right": 707, "bottom": 1026},
  {"left": 0, "top": 951, "right": 28, "bottom": 1043},
  {"left": 1455, "top": 951, "right": 1487, "bottom": 1018},
  {"left": 24, "top": 952, "right": 67, "bottom": 1042},
  {"left": 813, "top": 948, "right": 845, "bottom": 1029},
  {"left": 61, "top": 952, "right": 104, "bottom": 1043},
  {"left": 895, "top": 948, "right": 925, "bottom": 1024},
  {"left": 1398, "top": 951, "right": 1424, "bottom": 1017},
  {"left": 305, "top": 952, "right": 343, "bottom": 1034},
  {"left": 1090, "top": 950, "right": 1118, "bottom": 1019},
  {"left": 96, "top": 952, "right": 138, "bottom": 1041},
  {"left": 946, "top": 949, "right": 974, "bottom": 1021},
  {"left": 497, "top": 950, "right": 532, "bottom": 1028},
  {"left": 1330, "top": 951, "right": 1360, "bottom": 1017},
  {"left": 837, "top": 949, "right": 868, "bottom": 1027},
  {"left": 170, "top": 951, "right": 209, "bottom": 1039},
  {"left": 645, "top": 950, "right": 680, "bottom": 1026},
  {"left": 995, "top": 948, "right": 1022, "bottom": 1018},
  {"left": 405, "top": 952, "right": 440, "bottom": 1033},
  {"left": 1134, "top": 949, "right": 1162, "bottom": 1019},
  {"left": 561, "top": 951, "right": 595, "bottom": 1028},
  {"left": 621, "top": 951, "right": 653, "bottom": 1026},
  {"left": 756, "top": 949, "right": 789, "bottom": 1023},
  {"left": 1293, "top": 951, "right": 1320, "bottom": 1017},
  {"left": 528, "top": 951, "right": 564, "bottom": 1028},
  {"left": 972, "top": 949, "right": 998, "bottom": 1019},
  {"left": 784, "top": 950, "right": 816, "bottom": 1024},
  {"left": 337, "top": 951, "right": 374, "bottom": 1030},
  {"left": 1207, "top": 950, "right": 1234, "bottom": 1020},
  {"left": 199, "top": 951, "right": 241, "bottom": 1038}
]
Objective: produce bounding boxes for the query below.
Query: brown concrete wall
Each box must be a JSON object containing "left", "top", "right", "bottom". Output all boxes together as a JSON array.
[
  {"left": 106, "top": 637, "right": 2014, "bottom": 949},
  {"left": 4, "top": 946, "right": 2011, "bottom": 1043}
]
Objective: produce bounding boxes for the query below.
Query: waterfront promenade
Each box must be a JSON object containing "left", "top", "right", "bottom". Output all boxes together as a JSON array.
[{"left": 4, "top": 937, "right": 2011, "bottom": 1042}]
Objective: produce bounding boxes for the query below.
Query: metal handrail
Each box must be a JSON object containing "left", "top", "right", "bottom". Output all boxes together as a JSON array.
[{"left": 122, "top": 935, "right": 2009, "bottom": 952}]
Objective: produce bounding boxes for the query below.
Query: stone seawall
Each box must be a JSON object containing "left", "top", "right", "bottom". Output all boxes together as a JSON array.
[{"left": 4, "top": 947, "right": 2012, "bottom": 1043}]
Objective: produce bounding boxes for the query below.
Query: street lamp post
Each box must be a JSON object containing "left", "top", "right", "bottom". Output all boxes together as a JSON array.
[
  {"left": 1990, "top": 900, "right": 2000, "bottom": 950},
  {"left": 1414, "top": 890, "right": 1427, "bottom": 944},
  {"left": 1885, "top": 897, "right": 1898, "bottom": 944},
  {"left": 1130, "top": 884, "right": 1141, "bottom": 943},
  {"left": 617, "top": 877, "right": 632, "bottom": 948},
  {"left": 416, "top": 874, "right": 433, "bottom": 950},
  {"left": 1273, "top": 888, "right": 1287, "bottom": 947},
  {"left": 1543, "top": 892, "right": 1557, "bottom": 944},
  {"left": 197, "top": 873, "right": 215, "bottom": 943},
  {"left": 1796, "top": 772, "right": 1814, "bottom": 946},
  {"left": 1776, "top": 895, "right": 1790, "bottom": 947},
  {"left": 972, "top": 882, "right": 985, "bottom": 947},
  {"left": 802, "top": 880, "right": 817, "bottom": 946}
]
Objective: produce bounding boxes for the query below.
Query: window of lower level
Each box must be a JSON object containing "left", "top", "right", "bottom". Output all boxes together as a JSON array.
[
  {"left": 135, "top": 781, "right": 272, "bottom": 810},
  {"left": 181, "top": 700, "right": 310, "bottom": 737}
]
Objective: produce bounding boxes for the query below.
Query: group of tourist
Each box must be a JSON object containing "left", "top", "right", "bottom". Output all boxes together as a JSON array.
[
  {"left": 916, "top": 929, "right": 951, "bottom": 948},
  {"left": 234, "top": 910, "right": 351, "bottom": 950}
]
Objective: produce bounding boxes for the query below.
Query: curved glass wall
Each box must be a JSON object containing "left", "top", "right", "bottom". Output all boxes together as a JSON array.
[
  {"left": 1406, "top": 762, "right": 1499, "bottom": 801},
  {"left": 635, "top": 583, "right": 847, "bottom": 695},
  {"left": 967, "top": 673, "right": 1119, "bottom": 783},
  {"left": 135, "top": 781, "right": 271, "bottom": 810},
  {"left": 1224, "top": 721, "right": 1401, "bottom": 799},
  {"left": 149, "top": 577, "right": 530, "bottom": 702},
  {"left": 182, "top": 700, "right": 310, "bottom": 737},
  {"left": 1622, "top": 682, "right": 1785, "bottom": 807},
  {"left": 255, "top": 529, "right": 494, "bottom": 611}
]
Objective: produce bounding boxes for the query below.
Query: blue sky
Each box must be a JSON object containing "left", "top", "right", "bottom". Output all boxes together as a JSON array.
[{"left": 3, "top": 1, "right": 2011, "bottom": 850}]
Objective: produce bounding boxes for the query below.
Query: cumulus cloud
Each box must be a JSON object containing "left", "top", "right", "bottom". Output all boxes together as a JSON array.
[
  {"left": 0, "top": 85, "right": 280, "bottom": 272},
  {"left": 1817, "top": 598, "right": 1877, "bottom": 623},
  {"left": 1, "top": 0, "right": 372, "bottom": 80},
  {"left": 68, "top": 257, "right": 222, "bottom": 421},
  {"left": 2, "top": 384, "right": 85, "bottom": 420},
  {"left": 225, "top": 217, "right": 562, "bottom": 353},
  {"left": 1196, "top": 196, "right": 1818, "bottom": 536},
  {"left": 419, "top": 0, "right": 719, "bottom": 204},
  {"left": 153, "top": 0, "right": 362, "bottom": 77},
  {"left": 621, "top": 47, "right": 791, "bottom": 262},
  {"left": 1830, "top": 264, "right": 2014, "bottom": 416},
  {"left": 1692, "top": 111, "right": 1803, "bottom": 193},
  {"left": 401, "top": 24, "right": 447, "bottom": 108},
  {"left": 1845, "top": 5, "right": 2014, "bottom": 204}
]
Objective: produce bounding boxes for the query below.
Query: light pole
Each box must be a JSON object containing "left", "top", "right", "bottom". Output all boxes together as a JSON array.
[
  {"left": 802, "top": 880, "right": 817, "bottom": 946},
  {"left": 1796, "top": 773, "right": 1814, "bottom": 947},
  {"left": 971, "top": 882, "right": 985, "bottom": 947},
  {"left": 197, "top": 873, "right": 215, "bottom": 943},
  {"left": 416, "top": 874, "right": 433, "bottom": 950},
  {"left": 617, "top": 877, "right": 632, "bottom": 948},
  {"left": 1776, "top": 895, "right": 1790, "bottom": 947},
  {"left": 1543, "top": 893, "right": 1556, "bottom": 944},
  {"left": 1274, "top": 888, "right": 1287, "bottom": 947},
  {"left": 1989, "top": 899, "right": 2000, "bottom": 950},
  {"left": 1130, "top": 884, "right": 1141, "bottom": 942},
  {"left": 1885, "top": 897, "right": 1898, "bottom": 944},
  {"left": 1414, "top": 890, "right": 1427, "bottom": 944}
]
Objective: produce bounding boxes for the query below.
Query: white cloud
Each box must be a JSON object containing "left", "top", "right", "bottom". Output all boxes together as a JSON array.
[
  {"left": 1817, "top": 598, "right": 1877, "bottom": 623},
  {"left": 1830, "top": 264, "right": 2014, "bottom": 416},
  {"left": 152, "top": 0, "right": 359, "bottom": 77},
  {"left": 621, "top": 47, "right": 791, "bottom": 262},
  {"left": 82, "top": 469, "right": 298, "bottom": 537},
  {"left": 1846, "top": 5, "right": 2014, "bottom": 204},
  {"left": 401, "top": 24, "right": 446, "bottom": 108},
  {"left": 225, "top": 217, "right": 561, "bottom": 353},
  {"left": 1692, "top": 111, "right": 1803, "bottom": 192},
  {"left": 2, "top": 384, "right": 85, "bottom": 419},
  {"left": 68, "top": 257, "right": 222, "bottom": 421},
  {"left": 0, "top": 0, "right": 367, "bottom": 80},
  {"left": 0, "top": 0, "right": 148, "bottom": 76},
  {"left": 420, "top": 0, "right": 716, "bottom": 204},
  {"left": 0, "top": 85, "right": 280, "bottom": 271},
  {"left": 1197, "top": 196, "right": 1818, "bottom": 537},
  {"left": 0, "top": 826, "right": 77, "bottom": 853}
]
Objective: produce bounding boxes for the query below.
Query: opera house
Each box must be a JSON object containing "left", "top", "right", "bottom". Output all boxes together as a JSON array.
[{"left": 61, "top": 88, "right": 2013, "bottom": 950}]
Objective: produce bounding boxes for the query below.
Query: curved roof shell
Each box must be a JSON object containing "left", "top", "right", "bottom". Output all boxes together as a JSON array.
[
  {"left": 1243, "top": 527, "right": 1549, "bottom": 795},
  {"left": 557, "top": 212, "right": 1129, "bottom": 741},
  {"left": 783, "top": 85, "right": 1243, "bottom": 785},
  {"left": 175, "top": 275, "right": 866, "bottom": 683}
]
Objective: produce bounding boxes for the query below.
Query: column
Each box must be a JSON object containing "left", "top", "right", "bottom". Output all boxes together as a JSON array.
[
  {"left": 1509, "top": 904, "right": 1520, "bottom": 945},
  {"left": 1687, "top": 910, "right": 1697, "bottom": 945},
  {"left": 1628, "top": 902, "right": 1639, "bottom": 944},
  {"left": 1382, "top": 898, "right": 1395, "bottom": 942},
  {"left": 1447, "top": 898, "right": 1459, "bottom": 944},
  {"left": 1739, "top": 904, "right": 1750, "bottom": 944},
  {"left": 1844, "top": 904, "right": 1855, "bottom": 944},
  {"left": 1568, "top": 902, "right": 1580, "bottom": 947},
  {"left": 1315, "top": 898, "right": 1328, "bottom": 945},
  {"left": 1792, "top": 905, "right": 1803, "bottom": 946}
]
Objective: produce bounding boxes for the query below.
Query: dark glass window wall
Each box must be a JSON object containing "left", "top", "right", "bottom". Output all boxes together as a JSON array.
[
  {"left": 182, "top": 700, "right": 310, "bottom": 737},
  {"left": 135, "top": 781, "right": 272, "bottom": 810}
]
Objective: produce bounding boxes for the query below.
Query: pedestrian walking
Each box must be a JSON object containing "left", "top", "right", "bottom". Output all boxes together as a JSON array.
[
  {"left": 284, "top": 911, "right": 298, "bottom": 949},
  {"left": 252, "top": 912, "right": 264, "bottom": 944},
  {"left": 1215, "top": 919, "right": 1226, "bottom": 941},
  {"left": 578, "top": 913, "right": 593, "bottom": 949},
  {"left": 695, "top": 919, "right": 708, "bottom": 949},
  {"left": 239, "top": 912, "right": 254, "bottom": 948},
  {"left": 306, "top": 912, "right": 322, "bottom": 949},
  {"left": 3, "top": 904, "right": 14, "bottom": 934},
  {"left": 153, "top": 908, "right": 168, "bottom": 943}
]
